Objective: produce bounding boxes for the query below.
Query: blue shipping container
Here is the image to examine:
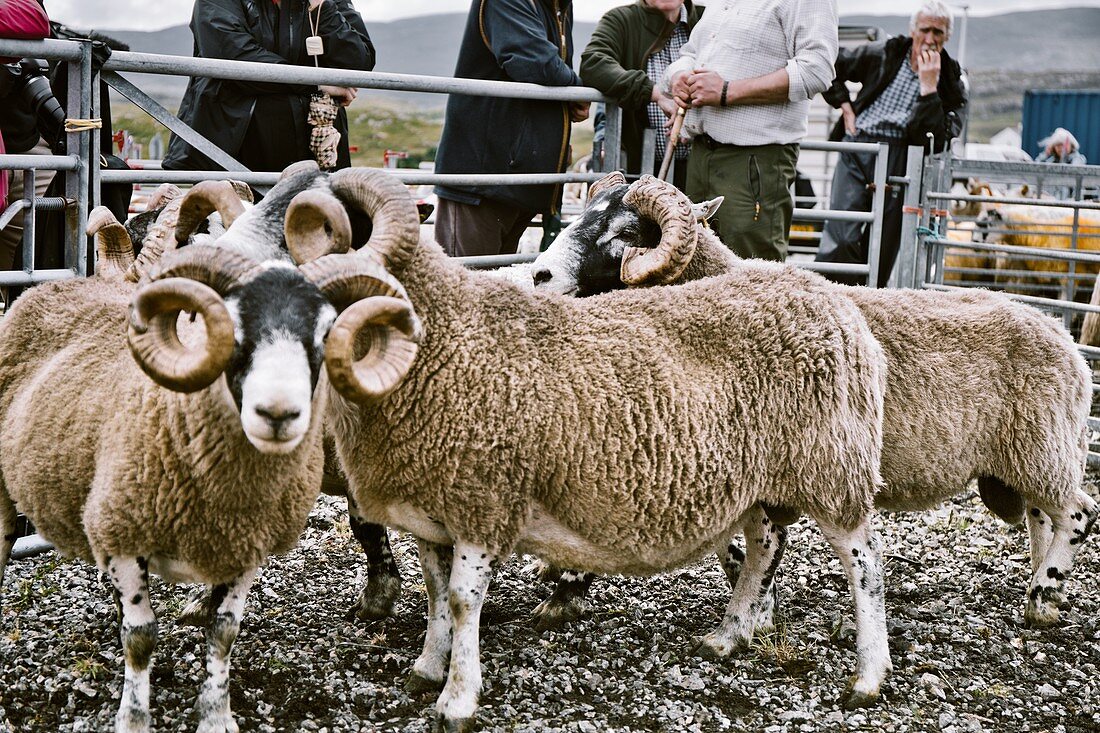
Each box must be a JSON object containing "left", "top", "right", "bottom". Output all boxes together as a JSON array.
[{"left": 1021, "top": 89, "right": 1100, "bottom": 164}]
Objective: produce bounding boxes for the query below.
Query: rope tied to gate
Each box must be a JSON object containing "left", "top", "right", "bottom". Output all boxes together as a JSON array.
[{"left": 64, "top": 118, "right": 102, "bottom": 132}]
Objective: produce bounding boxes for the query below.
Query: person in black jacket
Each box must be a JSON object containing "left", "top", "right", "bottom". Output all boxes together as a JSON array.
[
  {"left": 162, "top": 0, "right": 374, "bottom": 174},
  {"left": 814, "top": 0, "right": 967, "bottom": 287},
  {"left": 433, "top": 0, "right": 590, "bottom": 258}
]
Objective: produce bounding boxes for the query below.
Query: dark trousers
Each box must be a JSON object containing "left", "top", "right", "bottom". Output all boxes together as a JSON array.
[
  {"left": 435, "top": 197, "right": 535, "bottom": 257},
  {"left": 686, "top": 138, "right": 798, "bottom": 262},
  {"left": 814, "top": 142, "right": 909, "bottom": 287}
]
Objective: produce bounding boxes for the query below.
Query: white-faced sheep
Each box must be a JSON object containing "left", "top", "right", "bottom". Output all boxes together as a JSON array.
[
  {"left": 314, "top": 169, "right": 896, "bottom": 730},
  {"left": 531, "top": 173, "right": 1096, "bottom": 642},
  {"left": 0, "top": 188, "right": 420, "bottom": 732}
]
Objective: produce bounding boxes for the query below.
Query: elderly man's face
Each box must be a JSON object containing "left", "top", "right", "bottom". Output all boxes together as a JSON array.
[{"left": 911, "top": 14, "right": 950, "bottom": 53}]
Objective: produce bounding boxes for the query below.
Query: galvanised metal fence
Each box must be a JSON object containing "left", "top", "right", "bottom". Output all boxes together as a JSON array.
[{"left": 0, "top": 37, "right": 896, "bottom": 559}]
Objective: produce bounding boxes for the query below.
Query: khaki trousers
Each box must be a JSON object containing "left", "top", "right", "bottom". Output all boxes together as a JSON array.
[{"left": 686, "top": 138, "right": 798, "bottom": 262}]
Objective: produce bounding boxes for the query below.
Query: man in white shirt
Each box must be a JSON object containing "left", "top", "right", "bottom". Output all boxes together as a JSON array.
[{"left": 666, "top": 0, "right": 838, "bottom": 261}]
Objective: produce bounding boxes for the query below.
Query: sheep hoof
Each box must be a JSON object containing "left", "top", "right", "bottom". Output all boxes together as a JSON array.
[
  {"left": 348, "top": 575, "right": 401, "bottom": 621},
  {"left": 432, "top": 714, "right": 477, "bottom": 733},
  {"left": 532, "top": 597, "right": 585, "bottom": 632},
  {"left": 406, "top": 671, "right": 445, "bottom": 696},
  {"left": 841, "top": 686, "right": 880, "bottom": 710},
  {"left": 689, "top": 635, "right": 737, "bottom": 660}
]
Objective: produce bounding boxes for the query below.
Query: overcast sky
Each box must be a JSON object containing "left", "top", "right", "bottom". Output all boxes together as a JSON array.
[{"left": 45, "top": 0, "right": 1100, "bottom": 32}]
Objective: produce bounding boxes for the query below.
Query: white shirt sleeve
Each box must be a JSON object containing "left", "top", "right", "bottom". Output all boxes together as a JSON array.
[{"left": 785, "top": 0, "right": 839, "bottom": 102}]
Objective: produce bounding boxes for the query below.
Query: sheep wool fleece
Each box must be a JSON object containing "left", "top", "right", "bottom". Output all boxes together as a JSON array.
[
  {"left": 668, "top": 229, "right": 1090, "bottom": 513},
  {"left": 0, "top": 277, "right": 325, "bottom": 584},
  {"left": 330, "top": 241, "right": 887, "bottom": 576}
]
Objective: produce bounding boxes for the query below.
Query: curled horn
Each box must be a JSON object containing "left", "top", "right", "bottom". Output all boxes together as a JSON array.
[
  {"left": 619, "top": 175, "right": 697, "bottom": 286},
  {"left": 128, "top": 247, "right": 259, "bottom": 392},
  {"left": 327, "top": 168, "right": 420, "bottom": 273},
  {"left": 279, "top": 159, "right": 321, "bottom": 181},
  {"left": 87, "top": 206, "right": 134, "bottom": 279},
  {"left": 587, "top": 171, "right": 627, "bottom": 204},
  {"left": 128, "top": 193, "right": 186, "bottom": 283},
  {"left": 301, "top": 253, "right": 422, "bottom": 403},
  {"left": 145, "top": 183, "right": 183, "bottom": 211},
  {"left": 285, "top": 189, "right": 352, "bottom": 265},
  {"left": 174, "top": 180, "right": 247, "bottom": 245}
]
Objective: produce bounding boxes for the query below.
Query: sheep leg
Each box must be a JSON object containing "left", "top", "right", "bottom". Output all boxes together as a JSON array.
[
  {"left": 195, "top": 569, "right": 256, "bottom": 733},
  {"left": 407, "top": 539, "right": 454, "bottom": 695},
  {"left": 1025, "top": 491, "right": 1097, "bottom": 628},
  {"left": 818, "top": 518, "right": 891, "bottom": 710},
  {"left": 0, "top": 492, "right": 15, "bottom": 597},
  {"left": 347, "top": 510, "right": 402, "bottom": 621},
  {"left": 691, "top": 507, "right": 787, "bottom": 657},
  {"left": 106, "top": 555, "right": 158, "bottom": 733},
  {"left": 434, "top": 541, "right": 497, "bottom": 733},
  {"left": 1026, "top": 506, "right": 1054, "bottom": 578},
  {"left": 531, "top": 569, "right": 596, "bottom": 632}
]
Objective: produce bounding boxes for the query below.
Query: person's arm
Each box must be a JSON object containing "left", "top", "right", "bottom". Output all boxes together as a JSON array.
[
  {"left": 193, "top": 0, "right": 314, "bottom": 95},
  {"left": 821, "top": 44, "right": 872, "bottom": 109},
  {"left": 905, "top": 56, "right": 967, "bottom": 150},
  {"left": 315, "top": 0, "right": 375, "bottom": 72},
  {"left": 782, "top": 0, "right": 839, "bottom": 102},
  {"left": 579, "top": 9, "right": 652, "bottom": 111},
  {"left": 482, "top": 0, "right": 581, "bottom": 86}
]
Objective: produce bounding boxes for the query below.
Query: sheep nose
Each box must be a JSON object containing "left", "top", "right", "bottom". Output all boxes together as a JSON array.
[
  {"left": 533, "top": 268, "right": 553, "bottom": 286},
  {"left": 255, "top": 405, "right": 301, "bottom": 430}
]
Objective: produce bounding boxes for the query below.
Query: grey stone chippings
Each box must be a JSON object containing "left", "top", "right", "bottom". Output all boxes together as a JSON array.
[{"left": 1, "top": 479, "right": 1099, "bottom": 731}]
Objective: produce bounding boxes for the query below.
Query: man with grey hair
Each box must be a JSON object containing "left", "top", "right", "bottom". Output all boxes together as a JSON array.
[{"left": 815, "top": 0, "right": 967, "bottom": 286}]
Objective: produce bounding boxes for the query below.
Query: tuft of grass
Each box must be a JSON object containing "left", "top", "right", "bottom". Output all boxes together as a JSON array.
[{"left": 73, "top": 656, "right": 108, "bottom": 681}]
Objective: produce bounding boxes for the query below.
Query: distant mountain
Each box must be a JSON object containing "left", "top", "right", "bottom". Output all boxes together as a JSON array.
[{"left": 100, "top": 7, "right": 1100, "bottom": 108}]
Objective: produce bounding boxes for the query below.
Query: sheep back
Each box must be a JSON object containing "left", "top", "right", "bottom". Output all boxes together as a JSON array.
[
  {"left": 843, "top": 286, "right": 1090, "bottom": 511},
  {"left": 0, "top": 277, "right": 324, "bottom": 583},
  {"left": 330, "top": 243, "right": 885, "bottom": 575},
  {"left": 636, "top": 229, "right": 1088, "bottom": 514}
]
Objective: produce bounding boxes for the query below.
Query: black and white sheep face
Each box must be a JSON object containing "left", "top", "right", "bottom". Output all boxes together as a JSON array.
[
  {"left": 223, "top": 264, "right": 337, "bottom": 453},
  {"left": 532, "top": 185, "right": 722, "bottom": 297},
  {"left": 533, "top": 186, "right": 655, "bottom": 296}
]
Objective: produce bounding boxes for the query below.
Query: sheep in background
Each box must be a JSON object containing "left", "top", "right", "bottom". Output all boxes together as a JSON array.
[
  {"left": 531, "top": 173, "right": 1096, "bottom": 640},
  {"left": 977, "top": 204, "right": 1100, "bottom": 298},
  {"left": 0, "top": 189, "right": 420, "bottom": 733},
  {"left": 322, "top": 169, "right": 895, "bottom": 729}
]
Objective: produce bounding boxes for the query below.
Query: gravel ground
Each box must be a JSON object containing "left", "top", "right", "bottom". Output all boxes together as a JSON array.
[{"left": 2, "top": 478, "right": 1098, "bottom": 733}]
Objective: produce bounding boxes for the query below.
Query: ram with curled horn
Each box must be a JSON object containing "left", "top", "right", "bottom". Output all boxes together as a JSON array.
[
  {"left": 0, "top": 179, "right": 419, "bottom": 732},
  {"left": 313, "top": 167, "right": 895, "bottom": 729},
  {"left": 528, "top": 172, "right": 1097, "bottom": 663}
]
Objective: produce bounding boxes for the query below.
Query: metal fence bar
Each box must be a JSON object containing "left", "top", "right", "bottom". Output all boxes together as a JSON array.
[
  {"left": 892, "top": 146, "right": 925, "bottom": 289},
  {"left": 927, "top": 192, "right": 1100, "bottom": 210},
  {"left": 102, "top": 70, "right": 250, "bottom": 174},
  {"left": 925, "top": 237, "right": 1100, "bottom": 264},
  {"left": 0, "top": 269, "right": 77, "bottom": 286},
  {"left": 103, "top": 49, "right": 607, "bottom": 103},
  {"left": 922, "top": 282, "right": 1100, "bottom": 316},
  {"left": 864, "top": 143, "right": 889, "bottom": 287},
  {"left": 0, "top": 154, "right": 80, "bottom": 171}
]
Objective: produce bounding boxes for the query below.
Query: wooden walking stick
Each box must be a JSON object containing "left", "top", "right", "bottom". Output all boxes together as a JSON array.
[{"left": 658, "top": 107, "right": 686, "bottom": 182}]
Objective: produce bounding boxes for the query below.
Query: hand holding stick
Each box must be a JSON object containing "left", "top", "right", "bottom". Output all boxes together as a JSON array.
[{"left": 658, "top": 107, "right": 686, "bottom": 182}]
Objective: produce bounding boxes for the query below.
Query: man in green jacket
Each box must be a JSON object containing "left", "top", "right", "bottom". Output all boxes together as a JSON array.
[{"left": 580, "top": 0, "right": 703, "bottom": 189}]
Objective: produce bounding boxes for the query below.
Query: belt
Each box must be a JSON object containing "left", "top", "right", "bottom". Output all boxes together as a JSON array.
[{"left": 695, "top": 133, "right": 731, "bottom": 150}]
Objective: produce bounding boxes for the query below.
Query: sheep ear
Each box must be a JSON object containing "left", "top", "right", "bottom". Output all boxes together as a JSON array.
[{"left": 691, "top": 197, "right": 723, "bottom": 223}]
